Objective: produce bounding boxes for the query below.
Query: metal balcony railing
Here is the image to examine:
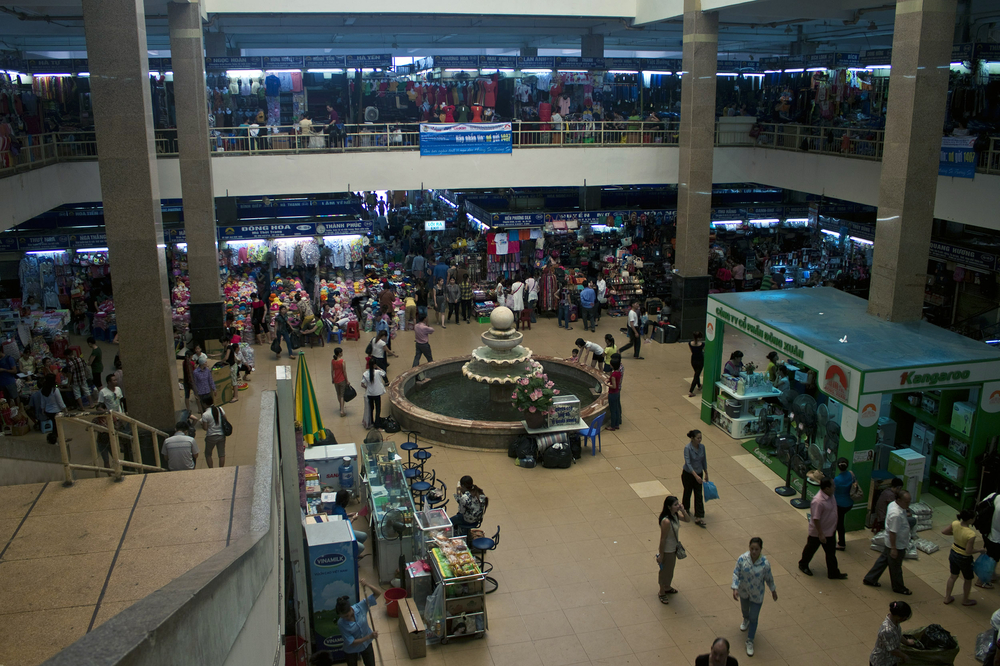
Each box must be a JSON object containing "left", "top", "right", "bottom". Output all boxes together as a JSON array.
[{"left": 3, "top": 121, "right": 1000, "bottom": 178}]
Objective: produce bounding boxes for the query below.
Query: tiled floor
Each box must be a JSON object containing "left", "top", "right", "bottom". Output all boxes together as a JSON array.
[
  {"left": 4, "top": 314, "right": 997, "bottom": 666},
  {"left": 0, "top": 466, "right": 252, "bottom": 666}
]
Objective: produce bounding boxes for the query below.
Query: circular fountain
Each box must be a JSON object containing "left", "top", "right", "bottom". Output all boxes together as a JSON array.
[{"left": 388, "top": 307, "right": 607, "bottom": 449}]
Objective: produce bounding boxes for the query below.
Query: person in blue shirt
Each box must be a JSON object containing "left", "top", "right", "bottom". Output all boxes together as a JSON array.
[
  {"left": 336, "top": 579, "right": 381, "bottom": 666},
  {"left": 833, "top": 457, "right": 856, "bottom": 551},
  {"left": 327, "top": 490, "right": 368, "bottom": 553},
  {"left": 431, "top": 257, "right": 449, "bottom": 285},
  {"left": 579, "top": 281, "right": 597, "bottom": 332}
]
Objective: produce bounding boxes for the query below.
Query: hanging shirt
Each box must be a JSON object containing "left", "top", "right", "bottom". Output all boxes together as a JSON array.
[{"left": 265, "top": 74, "right": 280, "bottom": 96}]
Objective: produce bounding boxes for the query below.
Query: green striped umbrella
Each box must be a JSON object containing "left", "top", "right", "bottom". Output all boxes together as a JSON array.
[{"left": 294, "top": 352, "right": 326, "bottom": 446}]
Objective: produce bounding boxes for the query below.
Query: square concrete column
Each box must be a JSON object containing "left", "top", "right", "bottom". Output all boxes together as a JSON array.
[
  {"left": 673, "top": 0, "right": 717, "bottom": 339},
  {"left": 581, "top": 34, "right": 604, "bottom": 59},
  {"left": 169, "top": 1, "right": 223, "bottom": 326},
  {"left": 83, "top": 0, "right": 181, "bottom": 431},
  {"left": 868, "top": 0, "right": 957, "bottom": 322}
]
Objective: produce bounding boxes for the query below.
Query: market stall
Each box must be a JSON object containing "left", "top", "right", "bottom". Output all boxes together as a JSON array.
[{"left": 700, "top": 288, "right": 1000, "bottom": 531}]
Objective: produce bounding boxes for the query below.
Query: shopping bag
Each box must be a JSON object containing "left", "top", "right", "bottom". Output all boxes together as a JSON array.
[
  {"left": 270, "top": 339, "right": 281, "bottom": 354},
  {"left": 703, "top": 480, "right": 719, "bottom": 501},
  {"left": 343, "top": 384, "right": 357, "bottom": 403},
  {"left": 976, "top": 629, "right": 995, "bottom": 662},
  {"left": 974, "top": 553, "right": 996, "bottom": 584}
]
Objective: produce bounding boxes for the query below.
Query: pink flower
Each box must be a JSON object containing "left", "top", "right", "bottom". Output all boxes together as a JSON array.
[
  {"left": 511, "top": 392, "right": 518, "bottom": 400},
  {"left": 528, "top": 406, "right": 537, "bottom": 413},
  {"left": 520, "top": 378, "right": 530, "bottom": 386},
  {"left": 530, "top": 389, "right": 543, "bottom": 401},
  {"left": 545, "top": 381, "right": 555, "bottom": 389},
  {"left": 553, "top": 389, "right": 560, "bottom": 394}
]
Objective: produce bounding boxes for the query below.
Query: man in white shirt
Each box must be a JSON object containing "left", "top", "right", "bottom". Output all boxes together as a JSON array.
[
  {"left": 161, "top": 420, "right": 199, "bottom": 471},
  {"left": 863, "top": 490, "right": 912, "bottom": 594},
  {"left": 97, "top": 373, "right": 125, "bottom": 413},
  {"left": 618, "top": 301, "right": 644, "bottom": 360}
]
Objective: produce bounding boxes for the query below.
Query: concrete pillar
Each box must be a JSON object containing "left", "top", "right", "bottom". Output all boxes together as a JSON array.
[
  {"left": 672, "top": 0, "right": 717, "bottom": 339},
  {"left": 205, "top": 30, "right": 226, "bottom": 57},
  {"left": 82, "top": 0, "right": 181, "bottom": 431},
  {"left": 581, "top": 34, "right": 604, "bottom": 59},
  {"left": 169, "top": 2, "right": 224, "bottom": 343},
  {"left": 520, "top": 47, "right": 538, "bottom": 57},
  {"left": 868, "top": 0, "right": 957, "bottom": 322},
  {"left": 579, "top": 186, "right": 601, "bottom": 210}
]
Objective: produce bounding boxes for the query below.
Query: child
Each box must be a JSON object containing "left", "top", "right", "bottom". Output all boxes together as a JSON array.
[
  {"left": 603, "top": 334, "right": 617, "bottom": 373},
  {"left": 575, "top": 338, "right": 605, "bottom": 368},
  {"left": 569, "top": 349, "right": 580, "bottom": 362}
]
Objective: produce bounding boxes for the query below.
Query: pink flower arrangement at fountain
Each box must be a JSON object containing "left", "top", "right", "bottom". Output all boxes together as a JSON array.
[{"left": 510, "top": 361, "right": 560, "bottom": 415}]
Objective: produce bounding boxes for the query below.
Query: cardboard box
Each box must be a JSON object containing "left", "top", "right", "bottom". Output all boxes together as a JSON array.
[
  {"left": 889, "top": 448, "right": 925, "bottom": 502},
  {"left": 951, "top": 401, "right": 975, "bottom": 437},
  {"left": 397, "top": 597, "right": 427, "bottom": 658}
]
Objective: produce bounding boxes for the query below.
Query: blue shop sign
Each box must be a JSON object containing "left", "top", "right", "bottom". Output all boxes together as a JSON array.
[
  {"left": 940, "top": 137, "right": 977, "bottom": 178},
  {"left": 490, "top": 213, "right": 545, "bottom": 227},
  {"left": 804, "top": 53, "right": 835, "bottom": 69},
  {"left": 316, "top": 219, "right": 374, "bottom": 236},
  {"left": 237, "top": 199, "right": 362, "bottom": 219},
  {"left": 643, "top": 58, "right": 680, "bottom": 71},
  {"left": 517, "top": 56, "right": 555, "bottom": 70},
  {"left": 345, "top": 54, "right": 392, "bottom": 68},
  {"left": 860, "top": 49, "right": 892, "bottom": 66},
  {"left": 711, "top": 208, "right": 745, "bottom": 221},
  {"left": 206, "top": 56, "right": 263, "bottom": 70},
  {"left": 420, "top": 122, "right": 513, "bottom": 157},
  {"left": 69, "top": 232, "right": 108, "bottom": 247},
  {"left": 304, "top": 55, "right": 346, "bottom": 68},
  {"left": 166, "top": 228, "right": 187, "bottom": 244},
  {"left": 953, "top": 43, "right": 974, "bottom": 61},
  {"left": 605, "top": 58, "right": 642, "bottom": 71},
  {"left": 975, "top": 43, "right": 1000, "bottom": 61},
  {"left": 835, "top": 53, "right": 860, "bottom": 67},
  {"left": 219, "top": 223, "right": 317, "bottom": 240},
  {"left": 263, "top": 56, "right": 304, "bottom": 69},
  {"left": 555, "top": 57, "right": 605, "bottom": 70},
  {"left": 25, "top": 59, "right": 74, "bottom": 74},
  {"left": 434, "top": 55, "right": 481, "bottom": 69},
  {"left": 20, "top": 235, "right": 70, "bottom": 251},
  {"left": 0, "top": 236, "right": 19, "bottom": 252},
  {"left": 929, "top": 242, "right": 997, "bottom": 272},
  {"left": 479, "top": 55, "right": 518, "bottom": 69}
]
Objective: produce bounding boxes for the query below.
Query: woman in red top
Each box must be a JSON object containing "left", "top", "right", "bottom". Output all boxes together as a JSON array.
[
  {"left": 607, "top": 353, "right": 623, "bottom": 431},
  {"left": 331, "top": 347, "right": 349, "bottom": 417}
]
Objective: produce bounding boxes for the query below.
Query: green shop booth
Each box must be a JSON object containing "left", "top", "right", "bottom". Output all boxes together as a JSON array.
[{"left": 699, "top": 288, "right": 1000, "bottom": 531}]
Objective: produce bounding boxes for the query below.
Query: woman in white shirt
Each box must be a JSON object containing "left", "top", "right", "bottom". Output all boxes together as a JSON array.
[
  {"left": 360, "top": 358, "right": 388, "bottom": 429},
  {"left": 199, "top": 396, "right": 227, "bottom": 468},
  {"left": 508, "top": 277, "right": 525, "bottom": 330},
  {"left": 596, "top": 277, "right": 607, "bottom": 323}
]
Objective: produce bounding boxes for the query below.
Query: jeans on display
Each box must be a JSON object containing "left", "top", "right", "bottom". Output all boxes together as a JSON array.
[
  {"left": 681, "top": 470, "right": 704, "bottom": 518},
  {"left": 799, "top": 534, "right": 842, "bottom": 577},
  {"left": 413, "top": 342, "right": 433, "bottom": 367},
  {"left": 740, "top": 597, "right": 762, "bottom": 641},
  {"left": 864, "top": 545, "right": 906, "bottom": 592},
  {"left": 558, "top": 303, "right": 571, "bottom": 328},
  {"left": 608, "top": 392, "right": 622, "bottom": 427},
  {"left": 582, "top": 306, "right": 595, "bottom": 331}
]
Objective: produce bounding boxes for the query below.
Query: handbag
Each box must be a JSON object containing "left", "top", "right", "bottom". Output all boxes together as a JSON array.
[
  {"left": 270, "top": 339, "right": 281, "bottom": 354},
  {"left": 343, "top": 384, "right": 357, "bottom": 403},
  {"left": 850, "top": 472, "right": 864, "bottom": 502},
  {"left": 675, "top": 543, "right": 687, "bottom": 560},
  {"left": 703, "top": 480, "right": 719, "bottom": 501},
  {"left": 221, "top": 410, "right": 233, "bottom": 437}
]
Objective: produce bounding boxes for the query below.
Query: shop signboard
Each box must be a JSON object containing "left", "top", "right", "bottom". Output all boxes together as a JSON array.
[
  {"left": 20, "top": 235, "right": 70, "bottom": 251},
  {"left": 165, "top": 228, "right": 186, "bottom": 244},
  {"left": 973, "top": 43, "right": 1000, "bottom": 61},
  {"left": 424, "top": 220, "right": 446, "bottom": 231},
  {"left": 0, "top": 236, "right": 19, "bottom": 252},
  {"left": 491, "top": 213, "right": 545, "bottom": 227},
  {"left": 858, "top": 394, "right": 882, "bottom": 428},
  {"left": 0, "top": 53, "right": 23, "bottom": 71},
  {"left": 823, "top": 360, "right": 852, "bottom": 403},
  {"left": 68, "top": 232, "right": 107, "bottom": 247},
  {"left": 205, "top": 56, "right": 263, "bottom": 70},
  {"left": 605, "top": 58, "right": 642, "bottom": 71},
  {"left": 643, "top": 58, "right": 680, "bottom": 71},
  {"left": 316, "top": 220, "right": 373, "bottom": 236},
  {"left": 304, "top": 56, "right": 346, "bottom": 68},
  {"left": 717, "top": 60, "right": 744, "bottom": 72},
  {"left": 711, "top": 208, "right": 745, "bottom": 221},
  {"left": 434, "top": 55, "right": 480, "bottom": 69},
  {"left": 73, "top": 59, "right": 89, "bottom": 72},
  {"left": 804, "top": 53, "right": 835, "bottom": 69},
  {"left": 982, "top": 381, "right": 1000, "bottom": 414},
  {"left": 218, "top": 223, "right": 318, "bottom": 240},
  {"left": 419, "top": 122, "right": 512, "bottom": 156},
  {"left": 237, "top": 199, "right": 362, "bottom": 219},
  {"left": 747, "top": 206, "right": 784, "bottom": 218},
  {"left": 940, "top": 137, "right": 977, "bottom": 178},
  {"left": 862, "top": 360, "right": 1000, "bottom": 394},
  {"left": 263, "top": 55, "right": 304, "bottom": 69},
  {"left": 479, "top": 55, "right": 518, "bottom": 69},
  {"left": 928, "top": 241, "right": 997, "bottom": 272},
  {"left": 860, "top": 49, "right": 892, "bottom": 66},
  {"left": 555, "top": 57, "right": 605, "bottom": 70},
  {"left": 953, "top": 43, "right": 975, "bottom": 61},
  {"left": 344, "top": 54, "right": 392, "bottom": 69},
  {"left": 835, "top": 53, "right": 861, "bottom": 67},
  {"left": 517, "top": 56, "right": 555, "bottom": 70},
  {"left": 25, "top": 59, "right": 74, "bottom": 74}
]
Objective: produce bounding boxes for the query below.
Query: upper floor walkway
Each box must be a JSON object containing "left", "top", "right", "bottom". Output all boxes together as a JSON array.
[{"left": 3, "top": 120, "right": 999, "bottom": 233}]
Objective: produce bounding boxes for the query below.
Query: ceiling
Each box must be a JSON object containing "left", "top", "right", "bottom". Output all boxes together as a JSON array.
[{"left": 0, "top": 0, "right": 998, "bottom": 60}]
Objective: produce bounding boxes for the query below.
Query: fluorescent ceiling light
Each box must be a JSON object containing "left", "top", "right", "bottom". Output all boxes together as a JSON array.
[
  {"left": 806, "top": 67, "right": 826, "bottom": 72},
  {"left": 77, "top": 247, "right": 109, "bottom": 252},
  {"left": 749, "top": 218, "right": 780, "bottom": 224},
  {"left": 445, "top": 68, "right": 479, "bottom": 72},
  {"left": 77, "top": 72, "right": 90, "bottom": 77},
  {"left": 608, "top": 70, "right": 638, "bottom": 74},
  {"left": 36, "top": 73, "right": 71, "bottom": 77},
  {"left": 558, "top": 69, "right": 588, "bottom": 73},
  {"left": 25, "top": 250, "right": 64, "bottom": 255},
  {"left": 866, "top": 65, "right": 891, "bottom": 70},
  {"left": 521, "top": 68, "right": 552, "bottom": 73},
  {"left": 764, "top": 69, "right": 781, "bottom": 73},
  {"left": 783, "top": 68, "right": 804, "bottom": 73},
  {"left": 785, "top": 218, "right": 809, "bottom": 223},
  {"left": 644, "top": 70, "right": 672, "bottom": 75},
  {"left": 849, "top": 236, "right": 874, "bottom": 245},
  {"left": 307, "top": 69, "right": 343, "bottom": 73},
  {"left": 717, "top": 72, "right": 738, "bottom": 77},
  {"left": 712, "top": 220, "right": 742, "bottom": 226},
  {"left": 266, "top": 69, "right": 302, "bottom": 73},
  {"left": 821, "top": 229, "right": 841, "bottom": 237}
]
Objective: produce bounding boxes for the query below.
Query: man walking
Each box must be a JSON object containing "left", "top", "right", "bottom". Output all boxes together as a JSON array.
[
  {"left": 798, "top": 478, "right": 848, "bottom": 579},
  {"left": 192, "top": 357, "right": 216, "bottom": 412},
  {"left": 580, "top": 281, "right": 597, "bottom": 333},
  {"left": 161, "top": 420, "right": 199, "bottom": 471},
  {"left": 412, "top": 315, "right": 434, "bottom": 367},
  {"left": 864, "top": 490, "right": 912, "bottom": 594},
  {"left": 618, "top": 302, "right": 644, "bottom": 359}
]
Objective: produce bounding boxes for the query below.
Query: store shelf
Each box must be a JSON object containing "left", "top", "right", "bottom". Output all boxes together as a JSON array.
[
  {"left": 890, "top": 399, "right": 940, "bottom": 426},
  {"left": 932, "top": 445, "right": 965, "bottom": 466},
  {"left": 715, "top": 381, "right": 782, "bottom": 401}
]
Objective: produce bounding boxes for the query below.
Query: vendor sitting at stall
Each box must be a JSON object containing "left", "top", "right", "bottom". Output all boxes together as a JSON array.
[
  {"left": 451, "top": 475, "right": 488, "bottom": 536},
  {"left": 765, "top": 351, "right": 781, "bottom": 382},
  {"left": 328, "top": 490, "right": 368, "bottom": 553},
  {"left": 723, "top": 351, "right": 744, "bottom": 377}
]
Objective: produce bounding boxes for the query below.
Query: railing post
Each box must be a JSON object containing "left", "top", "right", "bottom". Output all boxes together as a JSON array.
[
  {"left": 56, "top": 417, "right": 75, "bottom": 487},
  {"left": 108, "top": 414, "right": 125, "bottom": 482},
  {"left": 131, "top": 422, "right": 141, "bottom": 467},
  {"left": 89, "top": 425, "right": 102, "bottom": 477},
  {"left": 151, "top": 421, "right": 162, "bottom": 469}
]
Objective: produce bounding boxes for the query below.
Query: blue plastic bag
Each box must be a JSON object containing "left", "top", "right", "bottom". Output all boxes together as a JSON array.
[
  {"left": 974, "top": 553, "right": 996, "bottom": 584},
  {"left": 703, "top": 480, "right": 719, "bottom": 501}
]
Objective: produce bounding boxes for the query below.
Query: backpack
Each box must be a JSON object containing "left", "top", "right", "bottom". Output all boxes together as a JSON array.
[
  {"left": 569, "top": 434, "right": 582, "bottom": 460},
  {"left": 975, "top": 493, "right": 997, "bottom": 536},
  {"left": 383, "top": 417, "right": 401, "bottom": 433}
]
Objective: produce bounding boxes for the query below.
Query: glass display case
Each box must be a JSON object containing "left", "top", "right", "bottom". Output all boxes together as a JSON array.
[{"left": 362, "top": 441, "right": 417, "bottom": 584}]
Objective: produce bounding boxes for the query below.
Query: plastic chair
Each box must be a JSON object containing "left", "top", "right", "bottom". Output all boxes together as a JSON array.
[
  {"left": 578, "top": 413, "right": 606, "bottom": 456},
  {"left": 470, "top": 525, "right": 500, "bottom": 594},
  {"left": 344, "top": 321, "right": 360, "bottom": 341}
]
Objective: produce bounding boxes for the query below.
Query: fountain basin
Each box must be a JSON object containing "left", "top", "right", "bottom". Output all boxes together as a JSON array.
[{"left": 388, "top": 355, "right": 608, "bottom": 449}]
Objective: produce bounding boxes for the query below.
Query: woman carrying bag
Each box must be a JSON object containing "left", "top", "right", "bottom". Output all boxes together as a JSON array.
[
  {"left": 657, "top": 495, "right": 689, "bottom": 603},
  {"left": 833, "top": 457, "right": 863, "bottom": 550},
  {"left": 331, "top": 347, "right": 351, "bottom": 418}
]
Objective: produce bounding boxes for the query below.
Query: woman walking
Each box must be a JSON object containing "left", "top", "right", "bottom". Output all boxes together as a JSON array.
[
  {"left": 833, "top": 458, "right": 856, "bottom": 550},
  {"left": 199, "top": 396, "right": 227, "bottom": 468},
  {"left": 942, "top": 509, "right": 983, "bottom": 606},
  {"left": 360, "top": 357, "right": 388, "bottom": 429},
  {"left": 681, "top": 429, "right": 708, "bottom": 527},
  {"left": 274, "top": 306, "right": 294, "bottom": 358},
  {"left": 657, "top": 495, "right": 689, "bottom": 603},
  {"left": 870, "top": 601, "right": 915, "bottom": 666},
  {"left": 688, "top": 331, "right": 705, "bottom": 397},
  {"left": 607, "top": 354, "right": 623, "bottom": 431},
  {"left": 508, "top": 275, "right": 525, "bottom": 330},
  {"left": 732, "top": 537, "right": 777, "bottom": 657},
  {"left": 331, "top": 347, "right": 349, "bottom": 417},
  {"left": 433, "top": 277, "right": 448, "bottom": 327}
]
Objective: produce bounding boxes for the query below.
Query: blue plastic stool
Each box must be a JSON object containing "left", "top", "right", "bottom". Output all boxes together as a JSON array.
[
  {"left": 327, "top": 329, "right": 343, "bottom": 343},
  {"left": 400, "top": 440, "right": 419, "bottom": 464}
]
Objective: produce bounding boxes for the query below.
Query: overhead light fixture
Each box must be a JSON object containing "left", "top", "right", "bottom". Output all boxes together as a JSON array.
[{"left": 784, "top": 68, "right": 804, "bottom": 73}]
